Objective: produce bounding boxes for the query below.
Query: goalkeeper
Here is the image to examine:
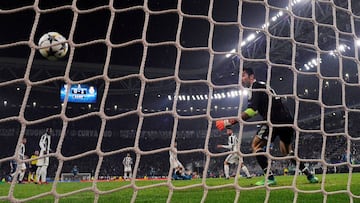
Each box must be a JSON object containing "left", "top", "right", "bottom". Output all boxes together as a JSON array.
[{"left": 216, "top": 67, "right": 318, "bottom": 186}]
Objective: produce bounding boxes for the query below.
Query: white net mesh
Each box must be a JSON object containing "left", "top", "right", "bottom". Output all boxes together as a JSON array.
[{"left": 1, "top": 0, "right": 360, "bottom": 202}]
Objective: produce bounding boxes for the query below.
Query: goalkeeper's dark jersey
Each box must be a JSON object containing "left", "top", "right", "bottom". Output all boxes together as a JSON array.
[{"left": 247, "top": 81, "right": 293, "bottom": 124}]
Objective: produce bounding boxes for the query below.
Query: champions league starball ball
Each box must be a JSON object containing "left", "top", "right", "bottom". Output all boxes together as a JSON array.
[{"left": 38, "top": 32, "right": 68, "bottom": 60}]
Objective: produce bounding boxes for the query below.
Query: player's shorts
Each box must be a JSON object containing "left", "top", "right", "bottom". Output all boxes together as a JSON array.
[
  {"left": 19, "top": 163, "right": 26, "bottom": 170},
  {"left": 256, "top": 124, "right": 294, "bottom": 145},
  {"left": 124, "top": 166, "right": 132, "bottom": 172},
  {"left": 29, "top": 164, "right": 37, "bottom": 173},
  {"left": 37, "top": 151, "right": 49, "bottom": 166},
  {"left": 36, "top": 157, "right": 49, "bottom": 166},
  {"left": 225, "top": 153, "right": 242, "bottom": 165},
  {"left": 170, "top": 159, "right": 183, "bottom": 170},
  {"left": 10, "top": 161, "right": 17, "bottom": 174}
]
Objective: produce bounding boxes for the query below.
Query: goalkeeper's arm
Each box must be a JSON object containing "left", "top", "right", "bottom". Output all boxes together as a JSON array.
[{"left": 215, "top": 108, "right": 257, "bottom": 131}]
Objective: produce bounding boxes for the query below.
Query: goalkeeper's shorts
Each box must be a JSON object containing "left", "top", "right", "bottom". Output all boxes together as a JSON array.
[{"left": 256, "top": 124, "right": 294, "bottom": 144}]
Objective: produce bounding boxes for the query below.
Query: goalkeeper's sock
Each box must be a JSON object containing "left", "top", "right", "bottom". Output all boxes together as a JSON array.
[
  {"left": 256, "top": 150, "right": 274, "bottom": 180},
  {"left": 263, "top": 168, "right": 275, "bottom": 180},
  {"left": 256, "top": 150, "right": 268, "bottom": 169},
  {"left": 289, "top": 151, "right": 309, "bottom": 174}
]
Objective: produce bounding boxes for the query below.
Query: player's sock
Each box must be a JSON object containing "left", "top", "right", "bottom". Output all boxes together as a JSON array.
[
  {"left": 10, "top": 172, "right": 16, "bottom": 179},
  {"left": 18, "top": 171, "right": 25, "bottom": 182},
  {"left": 35, "top": 167, "right": 41, "bottom": 183},
  {"left": 242, "top": 165, "right": 251, "bottom": 178},
  {"left": 40, "top": 166, "right": 47, "bottom": 183},
  {"left": 224, "top": 164, "right": 230, "bottom": 178},
  {"left": 39, "top": 166, "right": 45, "bottom": 183}
]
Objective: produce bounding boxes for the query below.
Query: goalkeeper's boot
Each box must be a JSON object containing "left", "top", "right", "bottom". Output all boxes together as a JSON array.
[
  {"left": 255, "top": 178, "right": 277, "bottom": 186},
  {"left": 307, "top": 175, "right": 319, "bottom": 183}
]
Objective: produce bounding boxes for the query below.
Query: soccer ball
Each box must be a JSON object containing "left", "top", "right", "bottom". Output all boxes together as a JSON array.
[{"left": 38, "top": 32, "right": 68, "bottom": 60}]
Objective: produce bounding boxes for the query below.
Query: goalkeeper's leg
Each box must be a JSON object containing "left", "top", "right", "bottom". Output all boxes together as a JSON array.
[
  {"left": 279, "top": 134, "right": 319, "bottom": 184},
  {"left": 252, "top": 135, "right": 276, "bottom": 186},
  {"left": 288, "top": 151, "right": 319, "bottom": 183}
]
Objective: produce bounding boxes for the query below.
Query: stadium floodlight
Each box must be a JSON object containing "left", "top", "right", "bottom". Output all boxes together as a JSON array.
[
  {"left": 243, "top": 89, "right": 248, "bottom": 96},
  {"left": 356, "top": 39, "right": 360, "bottom": 46},
  {"left": 246, "top": 34, "right": 256, "bottom": 42},
  {"left": 339, "top": 44, "right": 346, "bottom": 52},
  {"left": 311, "top": 59, "right": 317, "bottom": 65},
  {"left": 226, "top": 48, "right": 236, "bottom": 58},
  {"left": 231, "top": 91, "right": 237, "bottom": 97}
]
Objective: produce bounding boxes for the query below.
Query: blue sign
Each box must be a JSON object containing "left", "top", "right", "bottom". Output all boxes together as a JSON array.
[{"left": 60, "top": 84, "right": 97, "bottom": 103}]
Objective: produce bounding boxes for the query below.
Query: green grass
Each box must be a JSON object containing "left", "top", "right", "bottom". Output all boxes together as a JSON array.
[{"left": 1, "top": 173, "right": 360, "bottom": 202}]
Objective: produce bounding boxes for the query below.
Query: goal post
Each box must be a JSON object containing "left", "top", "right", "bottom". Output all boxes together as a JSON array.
[{"left": 1, "top": 0, "right": 360, "bottom": 202}]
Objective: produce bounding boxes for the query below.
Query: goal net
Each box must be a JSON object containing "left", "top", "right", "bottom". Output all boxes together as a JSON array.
[{"left": 1, "top": 0, "right": 360, "bottom": 202}]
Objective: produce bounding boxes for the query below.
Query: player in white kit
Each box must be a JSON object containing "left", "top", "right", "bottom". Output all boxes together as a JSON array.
[
  {"left": 10, "top": 137, "right": 27, "bottom": 183},
  {"left": 36, "top": 128, "right": 52, "bottom": 184},
  {"left": 217, "top": 129, "right": 251, "bottom": 179},
  {"left": 122, "top": 153, "right": 133, "bottom": 179}
]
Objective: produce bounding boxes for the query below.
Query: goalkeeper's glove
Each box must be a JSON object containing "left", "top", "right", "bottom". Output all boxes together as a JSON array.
[{"left": 216, "top": 119, "right": 235, "bottom": 131}]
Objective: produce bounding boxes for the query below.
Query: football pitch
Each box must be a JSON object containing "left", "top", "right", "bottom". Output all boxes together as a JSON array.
[{"left": 1, "top": 173, "right": 360, "bottom": 203}]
